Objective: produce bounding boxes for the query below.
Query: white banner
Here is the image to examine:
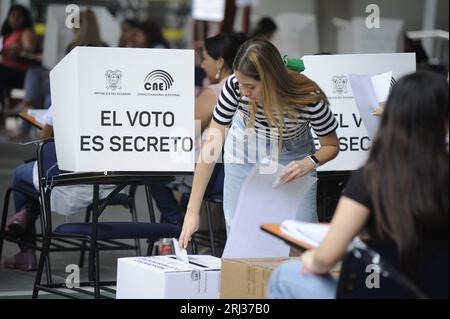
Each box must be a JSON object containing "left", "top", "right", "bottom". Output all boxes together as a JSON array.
[
  {"left": 302, "top": 53, "right": 416, "bottom": 171},
  {"left": 192, "top": 0, "right": 225, "bottom": 22},
  {"left": 51, "top": 47, "right": 195, "bottom": 172}
]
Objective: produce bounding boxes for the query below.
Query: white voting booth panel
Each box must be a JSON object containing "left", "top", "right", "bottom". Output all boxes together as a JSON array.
[
  {"left": 302, "top": 53, "right": 415, "bottom": 171},
  {"left": 336, "top": 17, "right": 404, "bottom": 54},
  {"left": 116, "top": 255, "right": 221, "bottom": 299},
  {"left": 273, "top": 13, "right": 319, "bottom": 58},
  {"left": 43, "top": 5, "right": 120, "bottom": 70},
  {"left": 50, "top": 46, "right": 195, "bottom": 172}
]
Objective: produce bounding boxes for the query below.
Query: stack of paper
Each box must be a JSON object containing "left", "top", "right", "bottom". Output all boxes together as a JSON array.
[{"left": 280, "top": 220, "right": 330, "bottom": 247}]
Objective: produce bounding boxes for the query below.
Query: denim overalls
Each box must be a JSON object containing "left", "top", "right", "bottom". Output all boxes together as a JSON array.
[{"left": 223, "top": 111, "right": 318, "bottom": 233}]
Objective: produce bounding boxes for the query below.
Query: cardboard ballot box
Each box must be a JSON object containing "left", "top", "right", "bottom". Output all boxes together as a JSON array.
[
  {"left": 116, "top": 255, "right": 221, "bottom": 299},
  {"left": 220, "top": 257, "right": 300, "bottom": 299},
  {"left": 50, "top": 46, "right": 194, "bottom": 172}
]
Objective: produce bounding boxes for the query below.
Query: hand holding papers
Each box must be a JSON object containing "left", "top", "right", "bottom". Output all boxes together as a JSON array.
[
  {"left": 348, "top": 71, "right": 392, "bottom": 138},
  {"left": 223, "top": 159, "right": 318, "bottom": 258}
]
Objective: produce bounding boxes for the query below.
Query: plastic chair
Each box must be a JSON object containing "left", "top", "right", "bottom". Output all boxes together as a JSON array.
[
  {"left": 32, "top": 139, "right": 181, "bottom": 299},
  {"left": 336, "top": 240, "right": 449, "bottom": 299}
]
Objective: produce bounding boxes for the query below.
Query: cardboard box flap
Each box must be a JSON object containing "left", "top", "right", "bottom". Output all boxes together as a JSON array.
[{"left": 220, "top": 257, "right": 301, "bottom": 299}]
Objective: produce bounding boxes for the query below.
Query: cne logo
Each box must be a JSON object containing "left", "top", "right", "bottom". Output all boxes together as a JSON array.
[{"left": 144, "top": 70, "right": 174, "bottom": 91}]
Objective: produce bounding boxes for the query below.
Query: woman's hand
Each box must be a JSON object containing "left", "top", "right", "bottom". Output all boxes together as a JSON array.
[
  {"left": 179, "top": 210, "right": 200, "bottom": 249},
  {"left": 278, "top": 158, "right": 314, "bottom": 184},
  {"left": 300, "top": 250, "right": 317, "bottom": 273}
]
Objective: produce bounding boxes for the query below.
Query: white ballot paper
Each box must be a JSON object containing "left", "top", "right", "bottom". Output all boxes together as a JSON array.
[
  {"left": 280, "top": 220, "right": 360, "bottom": 251},
  {"left": 173, "top": 238, "right": 189, "bottom": 263},
  {"left": 281, "top": 220, "right": 330, "bottom": 247},
  {"left": 222, "top": 160, "right": 318, "bottom": 258},
  {"left": 348, "top": 72, "right": 392, "bottom": 139}
]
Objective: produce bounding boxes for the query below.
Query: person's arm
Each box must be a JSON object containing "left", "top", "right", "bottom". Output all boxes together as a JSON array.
[
  {"left": 372, "top": 102, "right": 385, "bottom": 117},
  {"left": 179, "top": 119, "right": 229, "bottom": 248},
  {"left": 40, "top": 124, "right": 53, "bottom": 140},
  {"left": 302, "top": 196, "right": 370, "bottom": 274},
  {"left": 279, "top": 131, "right": 339, "bottom": 183},
  {"left": 195, "top": 88, "right": 217, "bottom": 132}
]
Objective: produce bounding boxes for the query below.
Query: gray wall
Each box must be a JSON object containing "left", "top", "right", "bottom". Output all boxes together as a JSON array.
[
  {"left": 251, "top": 0, "right": 449, "bottom": 54},
  {"left": 252, "top": 0, "right": 316, "bottom": 16}
]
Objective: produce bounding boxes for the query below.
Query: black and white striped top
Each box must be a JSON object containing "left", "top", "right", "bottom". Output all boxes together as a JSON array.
[{"left": 213, "top": 74, "right": 338, "bottom": 140}]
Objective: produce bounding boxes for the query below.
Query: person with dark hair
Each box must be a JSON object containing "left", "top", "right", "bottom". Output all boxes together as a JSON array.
[
  {"left": 0, "top": 5, "right": 37, "bottom": 102},
  {"left": 179, "top": 39, "right": 339, "bottom": 248},
  {"left": 250, "top": 17, "right": 278, "bottom": 41},
  {"left": 268, "top": 71, "right": 449, "bottom": 298},
  {"left": 132, "top": 20, "right": 170, "bottom": 48},
  {"left": 118, "top": 18, "right": 138, "bottom": 47},
  {"left": 197, "top": 32, "right": 248, "bottom": 130}
]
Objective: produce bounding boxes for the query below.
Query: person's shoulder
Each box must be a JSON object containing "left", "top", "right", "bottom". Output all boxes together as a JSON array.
[{"left": 197, "top": 87, "right": 217, "bottom": 104}]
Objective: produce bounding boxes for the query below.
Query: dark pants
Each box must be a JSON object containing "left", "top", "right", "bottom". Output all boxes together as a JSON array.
[
  {"left": 11, "top": 161, "right": 40, "bottom": 249},
  {"left": 148, "top": 182, "right": 187, "bottom": 224}
]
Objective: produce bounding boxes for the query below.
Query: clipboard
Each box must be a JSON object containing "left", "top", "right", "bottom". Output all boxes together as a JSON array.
[
  {"left": 260, "top": 223, "right": 317, "bottom": 251},
  {"left": 19, "top": 111, "right": 45, "bottom": 130}
]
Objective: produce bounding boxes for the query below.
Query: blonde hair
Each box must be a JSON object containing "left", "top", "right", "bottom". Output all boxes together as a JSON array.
[
  {"left": 66, "top": 9, "right": 104, "bottom": 52},
  {"left": 233, "top": 39, "right": 329, "bottom": 144}
]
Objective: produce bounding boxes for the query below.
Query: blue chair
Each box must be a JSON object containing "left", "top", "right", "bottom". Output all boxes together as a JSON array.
[
  {"left": 32, "top": 138, "right": 181, "bottom": 298},
  {"left": 336, "top": 240, "right": 449, "bottom": 299}
]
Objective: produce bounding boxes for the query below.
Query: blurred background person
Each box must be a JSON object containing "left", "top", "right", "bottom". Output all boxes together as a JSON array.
[
  {"left": 0, "top": 5, "right": 37, "bottom": 112},
  {"left": 66, "top": 8, "right": 108, "bottom": 53},
  {"left": 250, "top": 16, "right": 278, "bottom": 41},
  {"left": 118, "top": 18, "right": 138, "bottom": 47},
  {"left": 132, "top": 20, "right": 170, "bottom": 49}
]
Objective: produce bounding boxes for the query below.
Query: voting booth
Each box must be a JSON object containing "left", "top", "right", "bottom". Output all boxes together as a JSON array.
[
  {"left": 50, "top": 46, "right": 195, "bottom": 172},
  {"left": 302, "top": 53, "right": 416, "bottom": 171}
]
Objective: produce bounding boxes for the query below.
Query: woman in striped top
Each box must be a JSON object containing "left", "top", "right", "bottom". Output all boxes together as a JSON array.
[{"left": 179, "top": 39, "right": 339, "bottom": 249}]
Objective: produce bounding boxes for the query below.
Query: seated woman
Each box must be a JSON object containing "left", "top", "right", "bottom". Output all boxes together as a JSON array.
[
  {"left": 268, "top": 71, "right": 449, "bottom": 298},
  {"left": 0, "top": 4, "right": 37, "bottom": 111}
]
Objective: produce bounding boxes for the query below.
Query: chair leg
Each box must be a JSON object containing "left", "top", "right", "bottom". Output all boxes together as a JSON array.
[
  {"left": 33, "top": 232, "right": 51, "bottom": 299},
  {"left": 0, "top": 188, "right": 13, "bottom": 260},
  {"left": 191, "top": 238, "right": 198, "bottom": 254},
  {"left": 205, "top": 200, "right": 216, "bottom": 256},
  {"left": 78, "top": 207, "right": 91, "bottom": 268},
  {"left": 93, "top": 242, "right": 100, "bottom": 299},
  {"left": 130, "top": 199, "right": 142, "bottom": 256},
  {"left": 146, "top": 240, "right": 155, "bottom": 256}
]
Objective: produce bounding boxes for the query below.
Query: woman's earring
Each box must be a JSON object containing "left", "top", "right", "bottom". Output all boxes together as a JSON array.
[{"left": 215, "top": 68, "right": 221, "bottom": 80}]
